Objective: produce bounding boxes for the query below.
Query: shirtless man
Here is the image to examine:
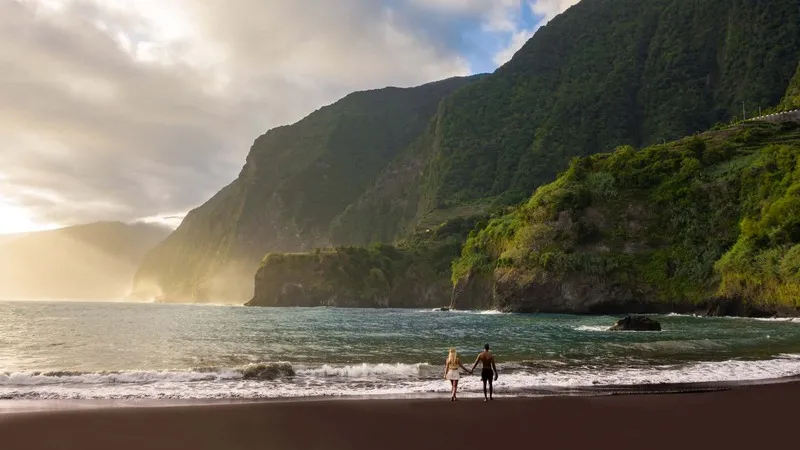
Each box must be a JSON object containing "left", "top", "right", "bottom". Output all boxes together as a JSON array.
[{"left": 471, "top": 343, "right": 498, "bottom": 402}]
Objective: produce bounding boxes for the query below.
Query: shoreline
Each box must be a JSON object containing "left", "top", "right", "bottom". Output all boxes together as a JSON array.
[
  {"left": 1, "top": 380, "right": 797, "bottom": 450},
  {"left": 3, "top": 374, "right": 799, "bottom": 414}
]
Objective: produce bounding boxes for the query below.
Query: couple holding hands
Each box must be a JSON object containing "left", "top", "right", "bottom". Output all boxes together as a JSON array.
[{"left": 444, "top": 343, "right": 498, "bottom": 402}]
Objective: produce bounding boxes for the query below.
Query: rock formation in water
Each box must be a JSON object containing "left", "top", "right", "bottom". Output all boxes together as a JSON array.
[{"left": 609, "top": 316, "right": 662, "bottom": 331}]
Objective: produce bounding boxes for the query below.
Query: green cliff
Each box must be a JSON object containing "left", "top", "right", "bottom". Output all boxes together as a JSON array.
[
  {"left": 451, "top": 121, "right": 800, "bottom": 316},
  {"left": 248, "top": 217, "right": 482, "bottom": 308},
  {"left": 334, "top": 0, "right": 800, "bottom": 243},
  {"left": 136, "top": 0, "right": 800, "bottom": 306},
  {"left": 132, "top": 77, "right": 479, "bottom": 303},
  {"left": 781, "top": 62, "right": 800, "bottom": 110}
]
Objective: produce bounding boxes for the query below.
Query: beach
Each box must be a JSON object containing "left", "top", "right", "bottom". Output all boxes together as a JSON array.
[{"left": 1, "top": 381, "right": 797, "bottom": 450}]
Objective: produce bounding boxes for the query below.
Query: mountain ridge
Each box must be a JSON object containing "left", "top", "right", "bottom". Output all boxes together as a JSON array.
[
  {"left": 0, "top": 221, "right": 170, "bottom": 300},
  {"left": 134, "top": 0, "right": 800, "bottom": 306}
]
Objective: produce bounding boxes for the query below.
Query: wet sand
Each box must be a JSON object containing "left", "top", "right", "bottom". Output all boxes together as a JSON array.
[{"left": 1, "top": 381, "right": 797, "bottom": 450}]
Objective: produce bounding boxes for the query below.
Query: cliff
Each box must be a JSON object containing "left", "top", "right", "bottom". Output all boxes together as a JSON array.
[
  {"left": 334, "top": 0, "right": 800, "bottom": 243},
  {"left": 451, "top": 121, "right": 800, "bottom": 316},
  {"left": 248, "top": 217, "right": 482, "bottom": 308},
  {"left": 136, "top": 0, "right": 800, "bottom": 305},
  {"left": 0, "top": 222, "right": 170, "bottom": 300},
  {"left": 781, "top": 62, "right": 800, "bottom": 110},
  {"left": 132, "top": 76, "right": 480, "bottom": 303}
]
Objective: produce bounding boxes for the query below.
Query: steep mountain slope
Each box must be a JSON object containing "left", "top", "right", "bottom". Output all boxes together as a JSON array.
[
  {"left": 781, "top": 62, "right": 800, "bottom": 110},
  {"left": 132, "top": 76, "right": 479, "bottom": 303},
  {"left": 450, "top": 120, "right": 800, "bottom": 316},
  {"left": 0, "top": 222, "right": 170, "bottom": 300},
  {"left": 248, "top": 216, "right": 482, "bottom": 308},
  {"left": 336, "top": 0, "right": 800, "bottom": 242},
  {"left": 136, "top": 0, "right": 800, "bottom": 305}
]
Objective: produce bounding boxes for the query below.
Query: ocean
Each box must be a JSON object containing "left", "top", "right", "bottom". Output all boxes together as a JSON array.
[{"left": 1, "top": 300, "right": 799, "bottom": 400}]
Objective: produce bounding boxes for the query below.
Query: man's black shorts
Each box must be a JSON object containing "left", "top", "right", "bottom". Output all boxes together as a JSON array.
[{"left": 481, "top": 368, "right": 494, "bottom": 382}]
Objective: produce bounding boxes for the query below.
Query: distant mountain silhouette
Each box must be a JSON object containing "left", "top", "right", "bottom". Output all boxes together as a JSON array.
[{"left": 0, "top": 221, "right": 170, "bottom": 300}]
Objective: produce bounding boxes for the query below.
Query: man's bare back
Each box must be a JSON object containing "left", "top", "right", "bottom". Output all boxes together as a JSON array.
[
  {"left": 477, "top": 350, "right": 494, "bottom": 368},
  {"left": 471, "top": 344, "right": 498, "bottom": 401}
]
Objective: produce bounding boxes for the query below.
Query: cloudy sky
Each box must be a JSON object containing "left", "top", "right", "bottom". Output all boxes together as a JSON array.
[{"left": 0, "top": 0, "right": 579, "bottom": 234}]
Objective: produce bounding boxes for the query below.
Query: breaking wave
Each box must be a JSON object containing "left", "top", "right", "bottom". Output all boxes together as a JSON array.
[{"left": 2, "top": 356, "right": 800, "bottom": 400}]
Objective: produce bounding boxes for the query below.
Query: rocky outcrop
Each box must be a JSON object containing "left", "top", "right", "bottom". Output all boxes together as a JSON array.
[
  {"left": 241, "top": 363, "right": 295, "bottom": 380},
  {"left": 704, "top": 298, "right": 800, "bottom": 318},
  {"left": 131, "top": 76, "right": 480, "bottom": 304},
  {"left": 450, "top": 122, "right": 800, "bottom": 317},
  {"left": 609, "top": 315, "right": 662, "bottom": 331},
  {"left": 246, "top": 248, "right": 449, "bottom": 309}
]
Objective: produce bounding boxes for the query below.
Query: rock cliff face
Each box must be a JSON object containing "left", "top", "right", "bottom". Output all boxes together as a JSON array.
[
  {"left": 132, "top": 77, "right": 479, "bottom": 303},
  {"left": 136, "top": 0, "right": 800, "bottom": 307},
  {"left": 247, "top": 249, "right": 450, "bottom": 309},
  {"left": 451, "top": 122, "right": 800, "bottom": 317},
  {"left": 248, "top": 217, "right": 481, "bottom": 308}
]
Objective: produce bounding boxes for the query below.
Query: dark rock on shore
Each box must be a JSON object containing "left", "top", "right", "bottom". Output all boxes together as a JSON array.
[
  {"left": 609, "top": 315, "right": 662, "bottom": 331},
  {"left": 242, "top": 363, "right": 295, "bottom": 380},
  {"left": 704, "top": 297, "right": 800, "bottom": 318}
]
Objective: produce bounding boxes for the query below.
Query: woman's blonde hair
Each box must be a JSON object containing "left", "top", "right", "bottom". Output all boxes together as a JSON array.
[{"left": 447, "top": 348, "right": 458, "bottom": 364}]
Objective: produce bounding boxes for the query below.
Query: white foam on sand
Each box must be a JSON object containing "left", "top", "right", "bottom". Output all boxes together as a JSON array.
[{"left": 2, "top": 355, "right": 799, "bottom": 400}]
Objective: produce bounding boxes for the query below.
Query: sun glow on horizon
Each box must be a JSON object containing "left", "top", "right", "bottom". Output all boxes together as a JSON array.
[{"left": 0, "top": 198, "right": 61, "bottom": 235}]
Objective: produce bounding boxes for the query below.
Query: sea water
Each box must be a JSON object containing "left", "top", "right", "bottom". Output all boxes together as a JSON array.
[{"left": 1, "top": 301, "right": 799, "bottom": 400}]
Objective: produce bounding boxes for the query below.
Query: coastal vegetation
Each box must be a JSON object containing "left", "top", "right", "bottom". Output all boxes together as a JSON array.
[
  {"left": 247, "top": 216, "right": 483, "bottom": 308},
  {"left": 451, "top": 121, "right": 800, "bottom": 315},
  {"left": 134, "top": 0, "right": 800, "bottom": 312}
]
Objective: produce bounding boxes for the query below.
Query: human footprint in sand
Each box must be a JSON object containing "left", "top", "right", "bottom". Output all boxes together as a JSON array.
[
  {"left": 443, "top": 348, "right": 471, "bottom": 401},
  {"left": 471, "top": 343, "right": 498, "bottom": 402}
]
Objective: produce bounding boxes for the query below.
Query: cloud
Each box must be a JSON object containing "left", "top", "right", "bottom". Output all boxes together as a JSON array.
[
  {"left": 0, "top": 0, "right": 582, "bottom": 232},
  {"left": 0, "top": 0, "right": 475, "bottom": 230}
]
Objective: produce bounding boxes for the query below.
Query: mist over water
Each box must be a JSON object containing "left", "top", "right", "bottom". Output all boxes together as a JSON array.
[{"left": 1, "top": 301, "right": 799, "bottom": 399}]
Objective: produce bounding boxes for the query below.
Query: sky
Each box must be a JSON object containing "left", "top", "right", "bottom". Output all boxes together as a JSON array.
[{"left": 0, "top": 0, "right": 580, "bottom": 234}]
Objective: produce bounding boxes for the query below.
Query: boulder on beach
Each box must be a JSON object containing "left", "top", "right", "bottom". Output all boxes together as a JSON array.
[
  {"left": 242, "top": 362, "right": 295, "bottom": 380},
  {"left": 609, "top": 315, "right": 662, "bottom": 331}
]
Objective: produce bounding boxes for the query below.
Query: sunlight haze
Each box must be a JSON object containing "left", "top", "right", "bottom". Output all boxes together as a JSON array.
[{"left": 0, "top": 0, "right": 577, "bottom": 232}]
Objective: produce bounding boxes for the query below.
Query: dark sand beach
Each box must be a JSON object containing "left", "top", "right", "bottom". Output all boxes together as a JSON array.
[{"left": 1, "top": 381, "right": 797, "bottom": 450}]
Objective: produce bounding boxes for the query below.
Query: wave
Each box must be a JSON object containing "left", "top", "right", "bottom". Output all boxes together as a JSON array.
[
  {"left": 2, "top": 355, "right": 800, "bottom": 400},
  {"left": 297, "top": 363, "right": 433, "bottom": 378},
  {"left": 574, "top": 325, "right": 610, "bottom": 332},
  {"left": 0, "top": 362, "right": 295, "bottom": 386}
]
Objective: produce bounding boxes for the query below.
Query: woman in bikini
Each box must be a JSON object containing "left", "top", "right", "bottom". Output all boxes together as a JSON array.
[{"left": 443, "top": 348, "right": 471, "bottom": 401}]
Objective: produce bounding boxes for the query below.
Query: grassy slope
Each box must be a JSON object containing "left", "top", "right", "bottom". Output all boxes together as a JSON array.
[
  {"left": 336, "top": 0, "right": 800, "bottom": 244},
  {"left": 452, "top": 121, "right": 800, "bottom": 314}
]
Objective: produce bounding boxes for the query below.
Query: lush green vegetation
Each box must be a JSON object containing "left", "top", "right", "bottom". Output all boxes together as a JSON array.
[
  {"left": 249, "top": 216, "right": 484, "bottom": 307},
  {"left": 135, "top": 0, "right": 800, "bottom": 306},
  {"left": 133, "top": 77, "right": 479, "bottom": 302},
  {"left": 780, "top": 63, "right": 800, "bottom": 110},
  {"left": 452, "top": 122, "right": 800, "bottom": 311},
  {"left": 338, "top": 0, "right": 800, "bottom": 248}
]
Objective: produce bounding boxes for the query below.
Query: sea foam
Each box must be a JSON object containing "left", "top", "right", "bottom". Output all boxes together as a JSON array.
[{"left": 2, "top": 356, "right": 799, "bottom": 400}]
